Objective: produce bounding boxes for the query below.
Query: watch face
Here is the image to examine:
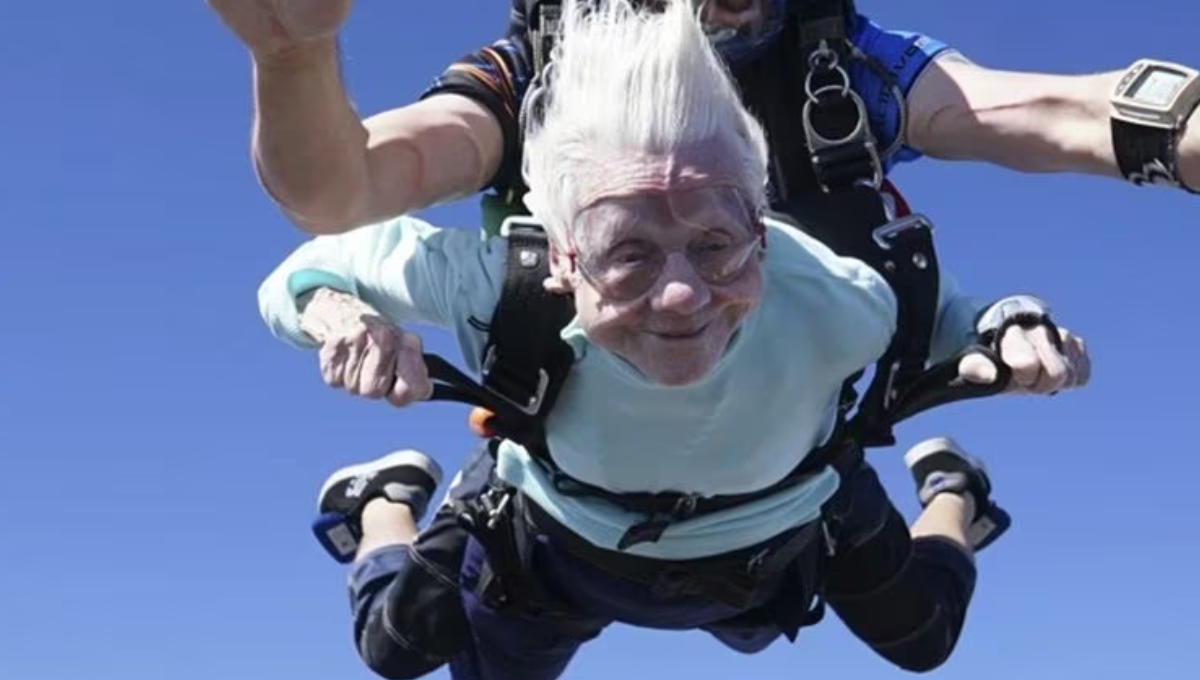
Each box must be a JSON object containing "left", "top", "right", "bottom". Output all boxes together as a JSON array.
[{"left": 1129, "top": 67, "right": 1188, "bottom": 107}]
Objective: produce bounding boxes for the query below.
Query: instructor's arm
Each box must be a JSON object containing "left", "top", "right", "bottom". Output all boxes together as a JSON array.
[
  {"left": 209, "top": 0, "right": 503, "bottom": 234},
  {"left": 906, "top": 54, "right": 1200, "bottom": 190}
]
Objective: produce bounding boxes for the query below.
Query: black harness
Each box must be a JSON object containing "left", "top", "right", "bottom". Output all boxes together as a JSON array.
[{"left": 427, "top": 0, "right": 1014, "bottom": 620}]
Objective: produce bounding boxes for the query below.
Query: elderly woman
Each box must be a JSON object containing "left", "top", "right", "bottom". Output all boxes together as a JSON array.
[{"left": 257, "top": 2, "right": 1089, "bottom": 679}]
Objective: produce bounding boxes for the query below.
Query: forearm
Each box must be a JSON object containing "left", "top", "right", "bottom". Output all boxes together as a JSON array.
[
  {"left": 253, "top": 46, "right": 503, "bottom": 233},
  {"left": 252, "top": 39, "right": 375, "bottom": 233},
  {"left": 356, "top": 95, "right": 504, "bottom": 217},
  {"left": 910, "top": 61, "right": 1123, "bottom": 178}
]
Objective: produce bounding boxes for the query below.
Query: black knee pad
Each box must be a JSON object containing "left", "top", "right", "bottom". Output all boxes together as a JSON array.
[{"left": 826, "top": 511, "right": 978, "bottom": 673}]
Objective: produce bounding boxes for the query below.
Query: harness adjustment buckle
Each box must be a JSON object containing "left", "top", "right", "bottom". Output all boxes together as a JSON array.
[
  {"left": 615, "top": 493, "right": 702, "bottom": 551},
  {"left": 482, "top": 345, "right": 550, "bottom": 416}
]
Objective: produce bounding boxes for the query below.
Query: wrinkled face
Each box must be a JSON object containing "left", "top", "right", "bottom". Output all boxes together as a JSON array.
[{"left": 549, "top": 171, "right": 766, "bottom": 387}]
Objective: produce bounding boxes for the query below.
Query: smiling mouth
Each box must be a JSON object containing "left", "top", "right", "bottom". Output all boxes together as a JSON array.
[{"left": 649, "top": 322, "right": 711, "bottom": 340}]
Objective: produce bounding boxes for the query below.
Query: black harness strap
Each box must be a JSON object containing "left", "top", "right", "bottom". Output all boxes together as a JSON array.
[
  {"left": 427, "top": 223, "right": 574, "bottom": 450},
  {"left": 792, "top": 0, "right": 881, "bottom": 194},
  {"left": 525, "top": 491, "right": 827, "bottom": 609},
  {"left": 526, "top": 0, "right": 562, "bottom": 78},
  {"left": 794, "top": 0, "right": 849, "bottom": 45},
  {"left": 452, "top": 444, "right": 558, "bottom": 613},
  {"left": 479, "top": 224, "right": 574, "bottom": 419}
]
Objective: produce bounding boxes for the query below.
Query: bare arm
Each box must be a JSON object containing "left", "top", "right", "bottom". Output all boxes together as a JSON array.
[
  {"left": 906, "top": 54, "right": 1200, "bottom": 189},
  {"left": 252, "top": 41, "right": 504, "bottom": 235}
]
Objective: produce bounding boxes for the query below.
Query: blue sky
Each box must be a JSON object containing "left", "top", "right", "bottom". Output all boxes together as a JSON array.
[{"left": 2, "top": 1, "right": 1197, "bottom": 679}]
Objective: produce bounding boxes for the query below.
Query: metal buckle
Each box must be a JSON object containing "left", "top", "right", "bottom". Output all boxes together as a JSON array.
[
  {"left": 499, "top": 217, "right": 548, "bottom": 267},
  {"left": 880, "top": 359, "right": 902, "bottom": 411},
  {"left": 803, "top": 87, "right": 871, "bottom": 151},
  {"left": 483, "top": 487, "right": 513, "bottom": 530},
  {"left": 498, "top": 215, "right": 546, "bottom": 238},
  {"left": 871, "top": 213, "right": 934, "bottom": 251},
  {"left": 482, "top": 345, "right": 550, "bottom": 416},
  {"left": 803, "top": 87, "right": 883, "bottom": 192},
  {"left": 802, "top": 41, "right": 883, "bottom": 192},
  {"left": 499, "top": 218, "right": 550, "bottom": 270},
  {"left": 672, "top": 493, "right": 700, "bottom": 520}
]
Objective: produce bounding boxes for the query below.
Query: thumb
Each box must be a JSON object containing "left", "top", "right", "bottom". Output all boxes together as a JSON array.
[{"left": 958, "top": 352, "right": 1000, "bottom": 385}]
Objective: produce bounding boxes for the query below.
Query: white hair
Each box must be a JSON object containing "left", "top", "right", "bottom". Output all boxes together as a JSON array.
[{"left": 521, "top": 0, "right": 770, "bottom": 245}]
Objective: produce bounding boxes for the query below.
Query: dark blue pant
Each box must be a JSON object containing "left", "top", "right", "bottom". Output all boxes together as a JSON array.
[{"left": 347, "top": 447, "right": 977, "bottom": 679}]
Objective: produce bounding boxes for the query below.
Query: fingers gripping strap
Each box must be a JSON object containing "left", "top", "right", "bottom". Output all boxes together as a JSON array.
[
  {"left": 885, "top": 313, "right": 1062, "bottom": 425},
  {"left": 986, "top": 313, "right": 1063, "bottom": 353}
]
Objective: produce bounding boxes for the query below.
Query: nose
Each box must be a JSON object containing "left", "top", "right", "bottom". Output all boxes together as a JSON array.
[{"left": 649, "top": 252, "right": 711, "bottom": 314}]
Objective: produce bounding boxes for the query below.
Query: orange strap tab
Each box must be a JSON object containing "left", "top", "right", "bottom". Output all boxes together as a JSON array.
[{"left": 469, "top": 407, "right": 497, "bottom": 438}]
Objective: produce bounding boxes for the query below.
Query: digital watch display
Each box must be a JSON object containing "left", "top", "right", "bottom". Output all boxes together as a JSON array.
[{"left": 1111, "top": 59, "right": 1200, "bottom": 128}]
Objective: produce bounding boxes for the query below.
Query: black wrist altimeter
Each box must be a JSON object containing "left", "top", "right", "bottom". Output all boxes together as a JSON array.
[{"left": 1110, "top": 59, "right": 1200, "bottom": 193}]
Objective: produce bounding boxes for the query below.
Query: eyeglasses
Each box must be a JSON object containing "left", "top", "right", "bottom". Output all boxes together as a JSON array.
[{"left": 568, "top": 186, "right": 766, "bottom": 302}]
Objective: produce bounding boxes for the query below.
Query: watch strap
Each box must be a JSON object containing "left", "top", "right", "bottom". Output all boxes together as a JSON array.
[{"left": 1112, "top": 111, "right": 1199, "bottom": 194}]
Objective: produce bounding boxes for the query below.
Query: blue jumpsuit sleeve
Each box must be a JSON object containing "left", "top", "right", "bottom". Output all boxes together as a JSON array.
[{"left": 848, "top": 13, "right": 956, "bottom": 170}]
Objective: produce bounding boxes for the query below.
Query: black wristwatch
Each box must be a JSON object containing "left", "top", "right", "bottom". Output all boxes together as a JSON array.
[{"left": 1110, "top": 59, "right": 1200, "bottom": 193}]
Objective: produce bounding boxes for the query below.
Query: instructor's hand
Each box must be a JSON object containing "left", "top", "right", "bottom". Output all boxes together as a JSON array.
[{"left": 207, "top": 0, "right": 353, "bottom": 58}]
